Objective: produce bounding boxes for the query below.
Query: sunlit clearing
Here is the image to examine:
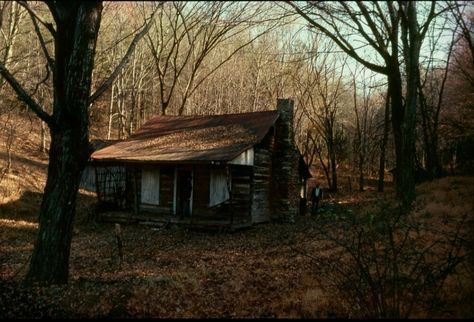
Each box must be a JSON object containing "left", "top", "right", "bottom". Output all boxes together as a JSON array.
[{"left": 0, "top": 218, "right": 38, "bottom": 229}]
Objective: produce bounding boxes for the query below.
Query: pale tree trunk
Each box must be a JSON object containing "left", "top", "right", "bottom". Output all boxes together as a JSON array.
[
  {"left": 107, "top": 82, "right": 115, "bottom": 140},
  {"left": 40, "top": 120, "right": 47, "bottom": 153},
  {"left": 378, "top": 90, "right": 390, "bottom": 192},
  {"left": 2, "top": 2, "right": 21, "bottom": 66}
]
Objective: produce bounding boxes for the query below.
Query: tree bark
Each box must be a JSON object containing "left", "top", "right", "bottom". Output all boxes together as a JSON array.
[
  {"left": 388, "top": 60, "right": 416, "bottom": 207},
  {"left": 26, "top": 128, "right": 89, "bottom": 283},
  {"left": 25, "top": 1, "right": 103, "bottom": 285},
  {"left": 397, "top": 1, "right": 420, "bottom": 208}
]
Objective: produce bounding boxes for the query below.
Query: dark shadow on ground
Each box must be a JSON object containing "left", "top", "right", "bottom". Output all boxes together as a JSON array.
[{"left": 0, "top": 151, "right": 48, "bottom": 172}]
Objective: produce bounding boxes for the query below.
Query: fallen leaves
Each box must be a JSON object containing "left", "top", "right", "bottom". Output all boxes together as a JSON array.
[{"left": 0, "top": 176, "right": 472, "bottom": 318}]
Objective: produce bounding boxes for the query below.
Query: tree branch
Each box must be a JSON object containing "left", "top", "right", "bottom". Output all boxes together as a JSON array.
[
  {"left": 17, "top": 0, "right": 56, "bottom": 37},
  {"left": 0, "top": 63, "right": 52, "bottom": 124},
  {"left": 24, "top": 3, "right": 55, "bottom": 71},
  {"left": 88, "top": 3, "right": 162, "bottom": 106},
  {"left": 285, "top": 1, "right": 388, "bottom": 75}
]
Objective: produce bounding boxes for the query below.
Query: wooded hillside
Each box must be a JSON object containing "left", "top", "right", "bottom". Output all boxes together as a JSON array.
[{"left": 0, "top": 1, "right": 473, "bottom": 318}]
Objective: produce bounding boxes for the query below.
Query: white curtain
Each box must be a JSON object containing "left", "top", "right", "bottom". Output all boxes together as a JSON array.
[
  {"left": 209, "top": 168, "right": 230, "bottom": 207},
  {"left": 141, "top": 168, "right": 160, "bottom": 205}
]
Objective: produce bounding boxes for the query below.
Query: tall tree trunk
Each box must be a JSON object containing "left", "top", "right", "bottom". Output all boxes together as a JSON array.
[
  {"left": 378, "top": 90, "right": 390, "bottom": 192},
  {"left": 330, "top": 148, "right": 338, "bottom": 192},
  {"left": 107, "top": 83, "right": 115, "bottom": 140},
  {"left": 26, "top": 128, "right": 89, "bottom": 283},
  {"left": 25, "top": 1, "right": 103, "bottom": 285},
  {"left": 388, "top": 61, "right": 416, "bottom": 208},
  {"left": 397, "top": 1, "right": 420, "bottom": 208}
]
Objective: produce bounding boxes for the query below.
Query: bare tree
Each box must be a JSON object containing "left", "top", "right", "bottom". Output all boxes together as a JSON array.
[
  {"left": 292, "top": 38, "right": 349, "bottom": 192},
  {"left": 347, "top": 66, "right": 382, "bottom": 191},
  {"left": 0, "top": 1, "right": 159, "bottom": 285},
  {"left": 286, "top": 1, "right": 444, "bottom": 208},
  {"left": 377, "top": 88, "right": 391, "bottom": 192},
  {"left": 417, "top": 14, "right": 458, "bottom": 179},
  {"left": 440, "top": 2, "right": 474, "bottom": 173},
  {"left": 91, "top": 2, "right": 155, "bottom": 139},
  {"left": 450, "top": 0, "right": 474, "bottom": 78},
  {"left": 146, "top": 1, "right": 279, "bottom": 116}
]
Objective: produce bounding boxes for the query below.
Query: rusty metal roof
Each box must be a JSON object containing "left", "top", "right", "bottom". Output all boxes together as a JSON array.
[{"left": 91, "top": 110, "right": 279, "bottom": 163}]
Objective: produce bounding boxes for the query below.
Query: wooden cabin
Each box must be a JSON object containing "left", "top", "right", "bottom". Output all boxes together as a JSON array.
[{"left": 89, "top": 99, "right": 311, "bottom": 229}]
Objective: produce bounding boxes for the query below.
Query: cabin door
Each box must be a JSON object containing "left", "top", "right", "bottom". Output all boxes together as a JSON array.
[{"left": 176, "top": 169, "right": 193, "bottom": 217}]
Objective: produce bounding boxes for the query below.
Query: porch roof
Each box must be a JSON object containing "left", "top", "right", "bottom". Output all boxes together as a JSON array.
[{"left": 90, "top": 110, "right": 279, "bottom": 163}]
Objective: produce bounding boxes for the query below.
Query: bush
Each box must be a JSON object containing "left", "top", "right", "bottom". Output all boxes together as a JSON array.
[{"left": 311, "top": 199, "right": 470, "bottom": 318}]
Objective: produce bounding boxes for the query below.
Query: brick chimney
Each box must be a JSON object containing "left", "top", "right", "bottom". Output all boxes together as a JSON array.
[{"left": 270, "top": 98, "right": 300, "bottom": 222}]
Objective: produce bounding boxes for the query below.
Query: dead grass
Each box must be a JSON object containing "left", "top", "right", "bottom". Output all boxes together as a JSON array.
[{"left": 0, "top": 113, "right": 48, "bottom": 205}]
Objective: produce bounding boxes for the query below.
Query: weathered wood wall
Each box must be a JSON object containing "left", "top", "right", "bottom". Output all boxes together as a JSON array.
[
  {"left": 79, "top": 165, "right": 97, "bottom": 191},
  {"left": 229, "top": 165, "right": 253, "bottom": 225},
  {"left": 251, "top": 128, "right": 275, "bottom": 223},
  {"left": 159, "top": 165, "right": 174, "bottom": 212},
  {"left": 192, "top": 164, "right": 211, "bottom": 217}
]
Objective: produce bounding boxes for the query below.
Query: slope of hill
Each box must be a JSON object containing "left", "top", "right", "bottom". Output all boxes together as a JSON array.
[{"left": 0, "top": 114, "right": 48, "bottom": 205}]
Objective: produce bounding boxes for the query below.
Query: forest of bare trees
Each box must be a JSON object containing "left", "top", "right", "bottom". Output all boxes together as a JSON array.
[{"left": 0, "top": 1, "right": 473, "bottom": 286}]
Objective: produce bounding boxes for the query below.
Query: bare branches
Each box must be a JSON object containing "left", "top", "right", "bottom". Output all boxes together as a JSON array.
[
  {"left": 450, "top": 0, "right": 474, "bottom": 69},
  {"left": 17, "top": 0, "right": 56, "bottom": 36},
  {"left": 0, "top": 63, "right": 52, "bottom": 124},
  {"left": 23, "top": 2, "right": 55, "bottom": 71},
  {"left": 88, "top": 2, "right": 162, "bottom": 106},
  {"left": 285, "top": 1, "right": 388, "bottom": 75}
]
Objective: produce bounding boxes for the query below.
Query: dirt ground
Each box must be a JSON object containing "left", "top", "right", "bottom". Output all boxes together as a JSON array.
[{"left": 1, "top": 175, "right": 473, "bottom": 318}]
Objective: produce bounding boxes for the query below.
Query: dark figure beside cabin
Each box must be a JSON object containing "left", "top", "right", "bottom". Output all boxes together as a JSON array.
[{"left": 311, "top": 184, "right": 323, "bottom": 215}]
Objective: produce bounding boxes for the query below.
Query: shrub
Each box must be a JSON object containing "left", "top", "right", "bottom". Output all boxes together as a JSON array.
[{"left": 311, "top": 199, "right": 470, "bottom": 318}]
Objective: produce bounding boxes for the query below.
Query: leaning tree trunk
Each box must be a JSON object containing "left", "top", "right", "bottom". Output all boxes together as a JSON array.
[{"left": 25, "top": 1, "right": 103, "bottom": 285}]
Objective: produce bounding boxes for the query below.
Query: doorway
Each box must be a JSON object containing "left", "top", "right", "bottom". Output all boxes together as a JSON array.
[{"left": 176, "top": 169, "right": 193, "bottom": 217}]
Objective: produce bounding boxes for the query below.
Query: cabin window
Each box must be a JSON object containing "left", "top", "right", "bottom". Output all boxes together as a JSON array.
[
  {"left": 141, "top": 167, "right": 160, "bottom": 205},
  {"left": 209, "top": 168, "right": 230, "bottom": 207}
]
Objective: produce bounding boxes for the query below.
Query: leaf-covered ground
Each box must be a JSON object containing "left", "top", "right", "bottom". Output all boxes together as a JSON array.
[{"left": 0, "top": 176, "right": 473, "bottom": 318}]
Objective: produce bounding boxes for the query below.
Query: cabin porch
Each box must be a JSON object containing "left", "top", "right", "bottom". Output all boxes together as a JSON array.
[{"left": 96, "top": 206, "right": 253, "bottom": 231}]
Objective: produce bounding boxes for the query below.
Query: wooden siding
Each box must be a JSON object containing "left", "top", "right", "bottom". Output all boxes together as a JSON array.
[
  {"left": 192, "top": 164, "right": 210, "bottom": 216},
  {"left": 229, "top": 165, "right": 252, "bottom": 225},
  {"left": 251, "top": 128, "right": 274, "bottom": 223},
  {"left": 159, "top": 166, "right": 175, "bottom": 212}
]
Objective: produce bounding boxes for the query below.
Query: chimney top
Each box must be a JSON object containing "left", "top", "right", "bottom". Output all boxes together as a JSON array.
[{"left": 277, "top": 98, "right": 294, "bottom": 112}]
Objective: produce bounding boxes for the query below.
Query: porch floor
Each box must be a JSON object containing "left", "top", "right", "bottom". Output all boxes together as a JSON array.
[{"left": 95, "top": 211, "right": 252, "bottom": 230}]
